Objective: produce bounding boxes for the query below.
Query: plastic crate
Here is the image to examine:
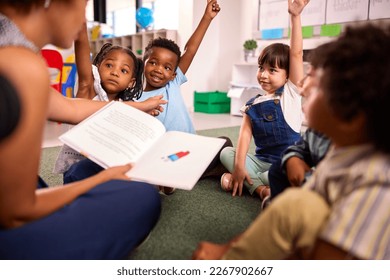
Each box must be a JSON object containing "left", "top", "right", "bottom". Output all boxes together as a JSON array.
[{"left": 194, "top": 91, "right": 231, "bottom": 114}]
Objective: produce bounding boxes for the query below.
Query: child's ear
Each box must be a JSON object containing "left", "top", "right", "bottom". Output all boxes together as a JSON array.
[
  {"left": 170, "top": 72, "right": 177, "bottom": 81},
  {"left": 127, "top": 78, "right": 136, "bottom": 88}
]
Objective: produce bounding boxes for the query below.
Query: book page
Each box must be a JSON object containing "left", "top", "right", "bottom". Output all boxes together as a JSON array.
[
  {"left": 59, "top": 101, "right": 166, "bottom": 167},
  {"left": 127, "top": 131, "right": 226, "bottom": 190}
]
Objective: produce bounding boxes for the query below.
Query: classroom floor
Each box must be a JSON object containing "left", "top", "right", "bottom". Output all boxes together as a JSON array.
[{"left": 42, "top": 112, "right": 243, "bottom": 148}]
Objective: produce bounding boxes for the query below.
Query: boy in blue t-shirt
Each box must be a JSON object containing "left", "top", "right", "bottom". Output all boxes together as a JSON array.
[{"left": 137, "top": 0, "right": 221, "bottom": 134}]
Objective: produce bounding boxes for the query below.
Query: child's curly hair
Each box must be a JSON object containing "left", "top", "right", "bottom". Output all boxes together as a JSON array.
[
  {"left": 310, "top": 23, "right": 390, "bottom": 154},
  {"left": 93, "top": 43, "right": 144, "bottom": 101},
  {"left": 143, "top": 37, "right": 181, "bottom": 69}
]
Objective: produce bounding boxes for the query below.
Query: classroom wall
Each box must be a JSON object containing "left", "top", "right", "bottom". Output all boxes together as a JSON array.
[{"left": 182, "top": 0, "right": 259, "bottom": 112}]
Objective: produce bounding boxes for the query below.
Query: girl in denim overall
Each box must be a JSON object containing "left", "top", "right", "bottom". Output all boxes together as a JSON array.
[{"left": 220, "top": 0, "right": 308, "bottom": 204}]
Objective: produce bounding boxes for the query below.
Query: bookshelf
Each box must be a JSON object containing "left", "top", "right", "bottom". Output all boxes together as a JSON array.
[{"left": 89, "top": 29, "right": 177, "bottom": 58}]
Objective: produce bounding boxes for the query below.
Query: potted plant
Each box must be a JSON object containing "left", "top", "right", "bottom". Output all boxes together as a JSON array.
[{"left": 243, "top": 39, "right": 257, "bottom": 62}]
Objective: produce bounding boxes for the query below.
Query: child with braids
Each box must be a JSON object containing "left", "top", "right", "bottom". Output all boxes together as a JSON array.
[
  {"left": 74, "top": 23, "right": 164, "bottom": 107},
  {"left": 79, "top": 42, "right": 144, "bottom": 101},
  {"left": 54, "top": 23, "right": 166, "bottom": 175}
]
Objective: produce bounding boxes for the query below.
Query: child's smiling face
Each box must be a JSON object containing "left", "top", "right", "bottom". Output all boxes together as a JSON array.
[
  {"left": 143, "top": 47, "right": 179, "bottom": 91},
  {"left": 257, "top": 63, "right": 288, "bottom": 95}
]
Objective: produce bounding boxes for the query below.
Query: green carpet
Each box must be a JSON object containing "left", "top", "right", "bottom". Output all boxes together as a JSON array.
[{"left": 39, "top": 125, "right": 259, "bottom": 260}]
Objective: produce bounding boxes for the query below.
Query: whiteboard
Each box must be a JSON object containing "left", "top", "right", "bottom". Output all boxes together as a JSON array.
[
  {"left": 369, "top": 0, "right": 390, "bottom": 19},
  {"left": 259, "top": 0, "right": 289, "bottom": 30},
  {"left": 326, "top": 0, "right": 369, "bottom": 24},
  {"left": 258, "top": 0, "right": 389, "bottom": 30},
  {"left": 301, "top": 0, "right": 326, "bottom": 26}
]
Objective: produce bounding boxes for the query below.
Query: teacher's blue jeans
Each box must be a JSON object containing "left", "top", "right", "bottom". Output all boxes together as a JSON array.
[
  {"left": 64, "top": 158, "right": 104, "bottom": 184},
  {"left": 0, "top": 179, "right": 161, "bottom": 259}
]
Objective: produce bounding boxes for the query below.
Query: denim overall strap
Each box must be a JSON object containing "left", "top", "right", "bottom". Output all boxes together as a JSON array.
[
  {"left": 246, "top": 97, "right": 300, "bottom": 164},
  {"left": 245, "top": 94, "right": 261, "bottom": 107}
]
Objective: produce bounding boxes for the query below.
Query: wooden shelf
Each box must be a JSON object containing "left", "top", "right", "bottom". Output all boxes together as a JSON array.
[{"left": 89, "top": 29, "right": 177, "bottom": 58}]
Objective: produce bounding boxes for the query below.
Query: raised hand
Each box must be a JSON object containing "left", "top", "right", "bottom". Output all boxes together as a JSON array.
[
  {"left": 205, "top": 0, "right": 221, "bottom": 20},
  {"left": 288, "top": 0, "right": 310, "bottom": 16}
]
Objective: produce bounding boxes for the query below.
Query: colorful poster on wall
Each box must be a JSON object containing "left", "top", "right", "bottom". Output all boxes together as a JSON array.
[
  {"left": 326, "top": 0, "right": 369, "bottom": 24},
  {"left": 369, "top": 0, "right": 390, "bottom": 19}
]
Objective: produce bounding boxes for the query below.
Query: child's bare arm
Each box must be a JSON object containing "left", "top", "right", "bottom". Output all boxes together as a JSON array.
[
  {"left": 231, "top": 115, "right": 254, "bottom": 196},
  {"left": 74, "top": 23, "right": 95, "bottom": 99},
  {"left": 128, "top": 95, "right": 167, "bottom": 116},
  {"left": 288, "top": 0, "right": 309, "bottom": 85},
  {"left": 48, "top": 92, "right": 167, "bottom": 124},
  {"left": 179, "top": 0, "right": 220, "bottom": 74}
]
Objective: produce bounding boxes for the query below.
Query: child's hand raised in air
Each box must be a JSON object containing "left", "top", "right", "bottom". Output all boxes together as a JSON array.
[
  {"left": 288, "top": 0, "right": 310, "bottom": 16},
  {"left": 204, "top": 0, "right": 221, "bottom": 20}
]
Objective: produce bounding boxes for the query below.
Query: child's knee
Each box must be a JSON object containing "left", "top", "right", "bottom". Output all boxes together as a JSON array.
[
  {"left": 271, "top": 188, "right": 330, "bottom": 236},
  {"left": 220, "top": 146, "right": 235, "bottom": 162}
]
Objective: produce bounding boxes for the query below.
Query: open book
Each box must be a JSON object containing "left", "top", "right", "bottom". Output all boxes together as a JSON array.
[{"left": 59, "top": 101, "right": 226, "bottom": 190}]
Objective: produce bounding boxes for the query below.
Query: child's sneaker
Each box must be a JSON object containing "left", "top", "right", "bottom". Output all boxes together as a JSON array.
[
  {"left": 158, "top": 186, "right": 176, "bottom": 196},
  {"left": 220, "top": 173, "right": 233, "bottom": 192}
]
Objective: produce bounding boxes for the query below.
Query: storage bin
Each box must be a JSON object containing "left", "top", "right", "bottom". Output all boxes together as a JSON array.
[{"left": 194, "top": 91, "right": 231, "bottom": 114}]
